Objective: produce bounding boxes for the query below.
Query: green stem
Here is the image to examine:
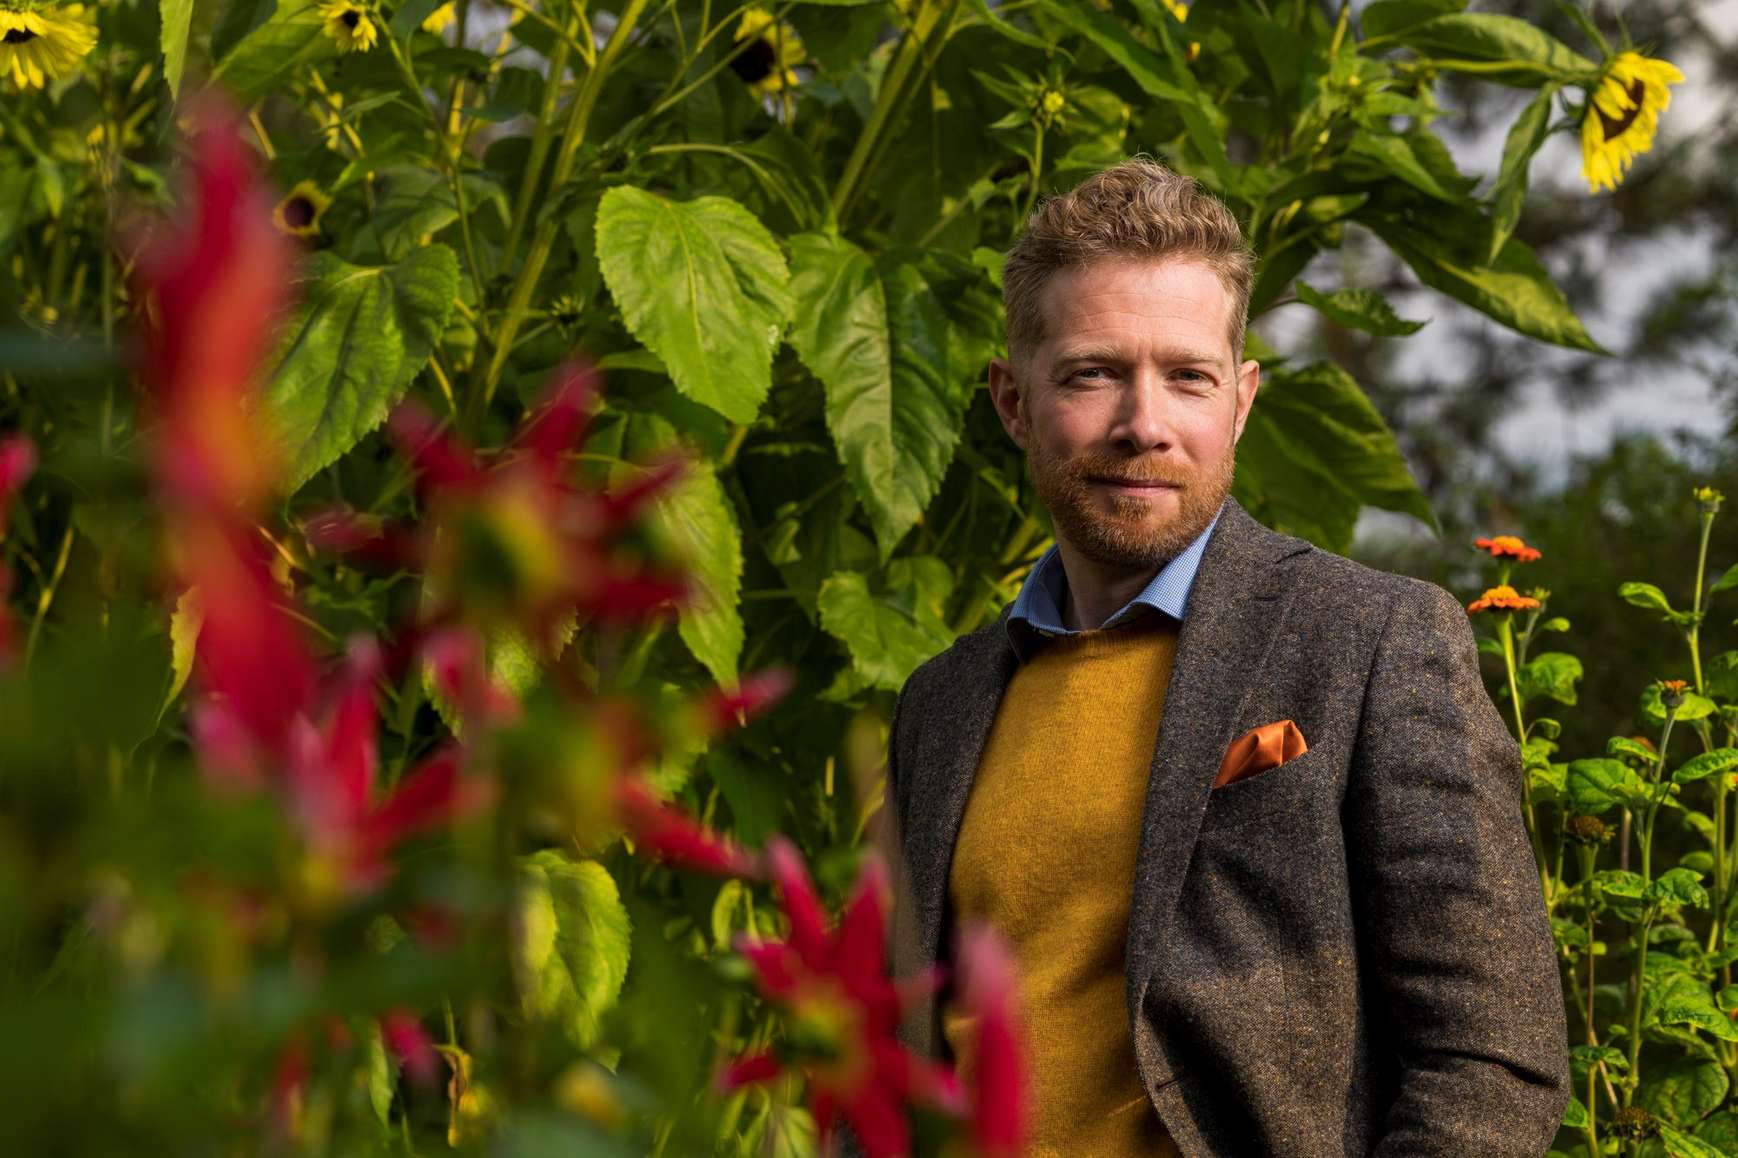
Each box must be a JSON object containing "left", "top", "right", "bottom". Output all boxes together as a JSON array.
[
  {"left": 831, "top": 0, "right": 955, "bottom": 222},
  {"left": 497, "top": 5, "right": 578, "bottom": 286},
  {"left": 471, "top": 0, "right": 650, "bottom": 422}
]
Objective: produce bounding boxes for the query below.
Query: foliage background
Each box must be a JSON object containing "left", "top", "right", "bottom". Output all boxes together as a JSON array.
[{"left": 0, "top": 0, "right": 1734, "bottom": 1154}]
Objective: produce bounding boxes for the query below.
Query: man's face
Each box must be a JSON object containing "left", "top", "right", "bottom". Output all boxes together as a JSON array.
[{"left": 987, "top": 256, "right": 1260, "bottom": 571}]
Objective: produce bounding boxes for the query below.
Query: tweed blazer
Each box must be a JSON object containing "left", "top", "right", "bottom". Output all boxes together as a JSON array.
[{"left": 850, "top": 495, "right": 1569, "bottom": 1157}]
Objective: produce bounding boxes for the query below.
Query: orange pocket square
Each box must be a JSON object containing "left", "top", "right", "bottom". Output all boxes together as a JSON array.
[{"left": 1213, "top": 719, "right": 1309, "bottom": 790}]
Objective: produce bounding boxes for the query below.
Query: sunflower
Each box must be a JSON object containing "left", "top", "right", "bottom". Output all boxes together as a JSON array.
[
  {"left": 1579, "top": 50, "right": 1684, "bottom": 194},
  {"left": 421, "top": 1, "right": 454, "bottom": 34},
  {"left": 730, "top": 6, "right": 804, "bottom": 100},
  {"left": 0, "top": 3, "right": 98, "bottom": 91},
  {"left": 318, "top": 0, "right": 379, "bottom": 54},
  {"left": 272, "top": 180, "right": 332, "bottom": 238}
]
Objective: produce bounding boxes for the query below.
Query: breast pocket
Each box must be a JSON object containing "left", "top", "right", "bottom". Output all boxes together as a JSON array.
[{"left": 1197, "top": 744, "right": 1336, "bottom": 834}]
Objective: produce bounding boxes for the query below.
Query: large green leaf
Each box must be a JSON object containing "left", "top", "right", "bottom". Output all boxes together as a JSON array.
[
  {"left": 1639, "top": 1052, "right": 1731, "bottom": 1126},
  {"left": 1346, "top": 131, "right": 1475, "bottom": 206},
  {"left": 1487, "top": 83, "right": 1560, "bottom": 264},
  {"left": 1234, "top": 361, "right": 1437, "bottom": 550},
  {"left": 160, "top": 0, "right": 196, "bottom": 100},
  {"left": 786, "top": 236, "right": 977, "bottom": 562},
  {"left": 515, "top": 852, "right": 632, "bottom": 1050},
  {"left": 1392, "top": 14, "right": 1598, "bottom": 85},
  {"left": 595, "top": 186, "right": 793, "bottom": 424},
  {"left": 262, "top": 244, "right": 460, "bottom": 492},
  {"left": 615, "top": 413, "right": 743, "bottom": 688},
  {"left": 1361, "top": 209, "right": 1605, "bottom": 353},
  {"left": 817, "top": 557, "right": 956, "bottom": 692},
  {"left": 212, "top": 0, "right": 336, "bottom": 101}
]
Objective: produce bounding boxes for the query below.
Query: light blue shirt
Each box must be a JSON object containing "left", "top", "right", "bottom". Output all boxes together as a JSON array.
[{"left": 1003, "top": 499, "right": 1224, "bottom": 663}]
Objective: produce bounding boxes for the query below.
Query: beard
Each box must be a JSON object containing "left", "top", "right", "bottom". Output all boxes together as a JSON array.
[{"left": 1022, "top": 400, "right": 1236, "bottom": 571}]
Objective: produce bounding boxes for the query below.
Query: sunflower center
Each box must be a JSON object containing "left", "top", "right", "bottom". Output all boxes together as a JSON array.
[
  {"left": 729, "top": 38, "right": 777, "bottom": 85},
  {"left": 3, "top": 27, "right": 39, "bottom": 43},
  {"left": 283, "top": 196, "right": 316, "bottom": 228},
  {"left": 341, "top": 9, "right": 360, "bottom": 28},
  {"left": 1597, "top": 78, "right": 1648, "bottom": 141}
]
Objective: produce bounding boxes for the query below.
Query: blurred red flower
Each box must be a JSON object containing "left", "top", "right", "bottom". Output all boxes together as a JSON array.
[{"left": 718, "top": 835, "right": 966, "bottom": 1157}]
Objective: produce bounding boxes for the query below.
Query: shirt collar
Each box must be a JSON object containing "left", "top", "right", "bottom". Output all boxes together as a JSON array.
[{"left": 1003, "top": 499, "right": 1225, "bottom": 663}]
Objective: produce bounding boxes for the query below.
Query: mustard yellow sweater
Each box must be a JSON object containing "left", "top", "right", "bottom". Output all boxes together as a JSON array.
[{"left": 942, "top": 613, "right": 1182, "bottom": 1157}]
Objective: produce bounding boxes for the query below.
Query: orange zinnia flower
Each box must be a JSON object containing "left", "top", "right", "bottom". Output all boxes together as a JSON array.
[
  {"left": 1659, "top": 679, "right": 1688, "bottom": 694},
  {"left": 1474, "top": 535, "right": 1542, "bottom": 563},
  {"left": 1467, "top": 585, "right": 1542, "bottom": 614}
]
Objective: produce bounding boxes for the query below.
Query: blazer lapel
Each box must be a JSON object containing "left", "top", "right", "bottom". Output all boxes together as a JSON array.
[
  {"left": 1122, "top": 497, "right": 1311, "bottom": 1066},
  {"left": 892, "top": 605, "right": 1019, "bottom": 1055}
]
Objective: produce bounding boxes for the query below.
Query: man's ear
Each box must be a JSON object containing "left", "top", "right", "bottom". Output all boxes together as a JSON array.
[
  {"left": 987, "top": 355, "right": 1028, "bottom": 451},
  {"left": 1232, "top": 357, "right": 1260, "bottom": 444}
]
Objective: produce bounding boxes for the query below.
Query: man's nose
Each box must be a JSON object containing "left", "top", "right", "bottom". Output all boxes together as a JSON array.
[{"left": 1110, "top": 370, "right": 1174, "bottom": 453}]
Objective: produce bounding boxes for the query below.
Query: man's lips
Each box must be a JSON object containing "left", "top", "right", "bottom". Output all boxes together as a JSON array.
[{"left": 1089, "top": 477, "right": 1179, "bottom": 488}]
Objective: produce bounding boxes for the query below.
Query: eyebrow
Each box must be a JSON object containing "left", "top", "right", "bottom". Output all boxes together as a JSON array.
[{"left": 1050, "top": 346, "right": 1225, "bottom": 369}]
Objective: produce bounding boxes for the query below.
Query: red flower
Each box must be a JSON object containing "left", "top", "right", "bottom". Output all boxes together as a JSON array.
[
  {"left": 0, "top": 435, "right": 34, "bottom": 670},
  {"left": 718, "top": 836, "right": 966, "bottom": 1157},
  {"left": 127, "top": 94, "right": 293, "bottom": 513},
  {"left": 192, "top": 622, "right": 492, "bottom": 896},
  {"left": 1473, "top": 535, "right": 1542, "bottom": 563},
  {"left": 307, "top": 362, "right": 690, "bottom": 653},
  {"left": 952, "top": 920, "right": 1030, "bottom": 1157}
]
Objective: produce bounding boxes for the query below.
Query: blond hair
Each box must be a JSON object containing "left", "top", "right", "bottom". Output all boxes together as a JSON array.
[{"left": 1001, "top": 156, "right": 1255, "bottom": 373}]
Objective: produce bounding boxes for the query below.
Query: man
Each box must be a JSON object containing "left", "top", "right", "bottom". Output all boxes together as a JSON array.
[{"left": 864, "top": 158, "right": 1569, "bottom": 1156}]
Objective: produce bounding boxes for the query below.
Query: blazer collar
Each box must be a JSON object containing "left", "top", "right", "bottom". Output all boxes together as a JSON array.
[{"left": 894, "top": 494, "right": 1313, "bottom": 1057}]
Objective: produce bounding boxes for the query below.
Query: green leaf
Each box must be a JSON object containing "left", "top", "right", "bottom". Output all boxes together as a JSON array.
[
  {"left": 366, "top": 1020, "right": 395, "bottom": 1128},
  {"left": 614, "top": 413, "right": 743, "bottom": 688},
  {"left": 1487, "top": 83, "right": 1560, "bottom": 264},
  {"left": 1709, "top": 563, "right": 1738, "bottom": 595},
  {"left": 595, "top": 186, "right": 792, "bottom": 424},
  {"left": 1036, "top": 0, "right": 1189, "bottom": 104},
  {"left": 1560, "top": 1094, "right": 1587, "bottom": 1128},
  {"left": 1346, "top": 130, "right": 1474, "bottom": 205},
  {"left": 1708, "top": 651, "right": 1738, "bottom": 702},
  {"left": 784, "top": 233, "right": 913, "bottom": 557},
  {"left": 516, "top": 852, "right": 632, "bottom": 1050},
  {"left": 1392, "top": 14, "right": 1598, "bottom": 85},
  {"left": 1607, "top": 736, "right": 1659, "bottom": 765},
  {"left": 1659, "top": 1123, "right": 1727, "bottom": 1158},
  {"left": 1590, "top": 869, "right": 1646, "bottom": 900},
  {"left": 165, "top": 587, "right": 201, "bottom": 710},
  {"left": 213, "top": 0, "right": 336, "bottom": 101},
  {"left": 705, "top": 748, "right": 784, "bottom": 849},
  {"left": 1647, "top": 867, "right": 1710, "bottom": 911},
  {"left": 262, "top": 245, "right": 461, "bottom": 492},
  {"left": 1232, "top": 361, "right": 1437, "bottom": 549},
  {"left": 369, "top": 165, "right": 509, "bottom": 261},
  {"left": 1569, "top": 758, "right": 1648, "bottom": 816},
  {"left": 1645, "top": 964, "right": 1738, "bottom": 1044},
  {"left": 1517, "top": 651, "right": 1582, "bottom": 707},
  {"left": 1539, "top": 616, "right": 1570, "bottom": 632},
  {"left": 1359, "top": 0, "right": 1466, "bottom": 39},
  {"left": 1361, "top": 209, "right": 1605, "bottom": 353},
  {"left": 817, "top": 558, "right": 956, "bottom": 692},
  {"left": 160, "top": 0, "right": 196, "bottom": 100},
  {"left": 1637, "top": 1051, "right": 1732, "bottom": 1123},
  {"left": 1620, "top": 580, "right": 1676, "bottom": 614},
  {"left": 1295, "top": 283, "right": 1427, "bottom": 336},
  {"left": 1640, "top": 684, "right": 1719, "bottom": 726},
  {"left": 1674, "top": 749, "right": 1738, "bottom": 786}
]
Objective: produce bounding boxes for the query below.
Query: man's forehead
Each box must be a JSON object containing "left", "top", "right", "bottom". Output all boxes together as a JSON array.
[{"left": 1034, "top": 256, "right": 1235, "bottom": 359}]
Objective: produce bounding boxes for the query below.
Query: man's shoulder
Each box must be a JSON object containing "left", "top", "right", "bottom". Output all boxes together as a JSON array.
[{"left": 1290, "top": 543, "right": 1456, "bottom": 617}]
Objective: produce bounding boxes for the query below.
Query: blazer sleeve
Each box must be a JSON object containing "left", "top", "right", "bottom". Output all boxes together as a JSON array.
[{"left": 1347, "top": 579, "right": 1570, "bottom": 1156}]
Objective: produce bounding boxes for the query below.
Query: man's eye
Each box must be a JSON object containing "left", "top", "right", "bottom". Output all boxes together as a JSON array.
[{"left": 1072, "top": 367, "right": 1108, "bottom": 381}]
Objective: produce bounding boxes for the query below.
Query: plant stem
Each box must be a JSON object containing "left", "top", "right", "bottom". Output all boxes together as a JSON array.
[
  {"left": 831, "top": 0, "right": 956, "bottom": 223},
  {"left": 471, "top": 0, "right": 650, "bottom": 424}
]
